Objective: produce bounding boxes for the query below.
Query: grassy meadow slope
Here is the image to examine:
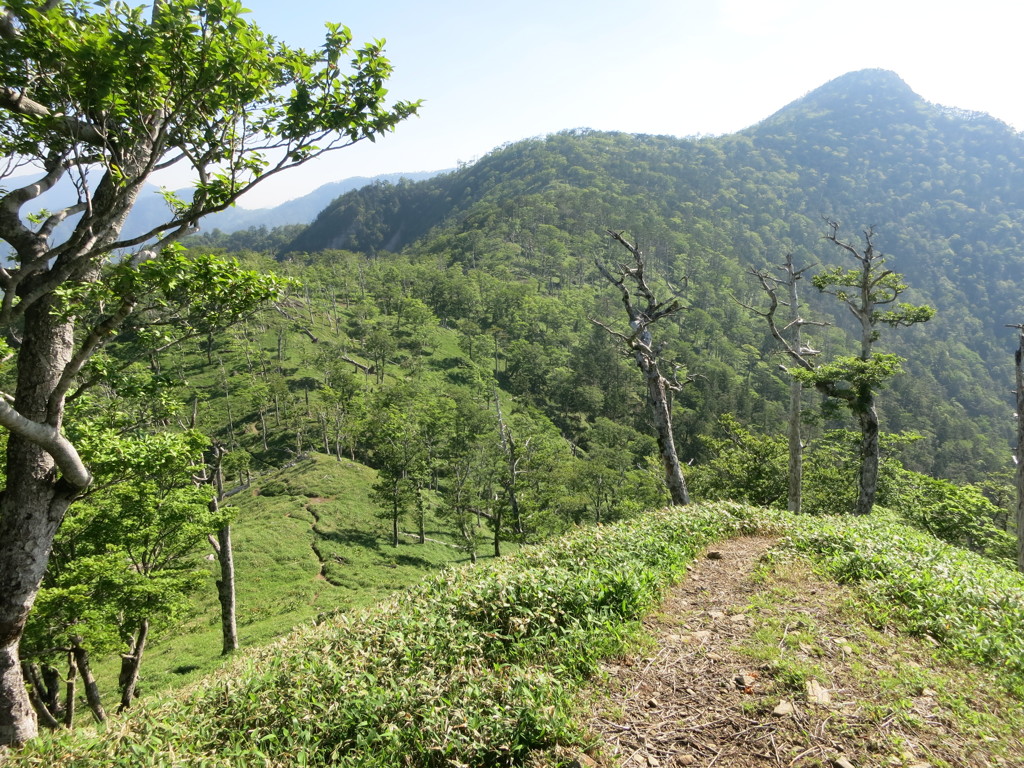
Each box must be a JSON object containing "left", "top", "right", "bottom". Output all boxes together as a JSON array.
[
  {"left": 93, "top": 453, "right": 497, "bottom": 699},
  {"left": 9, "top": 503, "right": 1024, "bottom": 767}
]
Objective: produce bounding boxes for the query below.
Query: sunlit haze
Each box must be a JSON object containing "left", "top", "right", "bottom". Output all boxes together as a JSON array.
[{"left": 178, "top": 0, "right": 1023, "bottom": 208}]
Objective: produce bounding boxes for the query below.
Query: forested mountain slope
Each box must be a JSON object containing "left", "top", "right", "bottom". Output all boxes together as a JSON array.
[
  {"left": 11, "top": 67, "right": 1024, "bottom": 754},
  {"left": 284, "top": 69, "right": 1024, "bottom": 481}
]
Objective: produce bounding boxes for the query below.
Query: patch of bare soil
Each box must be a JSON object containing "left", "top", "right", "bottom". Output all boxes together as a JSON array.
[{"left": 555, "top": 536, "right": 1024, "bottom": 768}]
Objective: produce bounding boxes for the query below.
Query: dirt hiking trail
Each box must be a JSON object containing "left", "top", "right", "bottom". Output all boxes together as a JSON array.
[{"left": 556, "top": 536, "right": 1023, "bottom": 768}]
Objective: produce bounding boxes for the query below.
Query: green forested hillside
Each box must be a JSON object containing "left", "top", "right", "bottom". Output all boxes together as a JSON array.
[
  {"left": 281, "top": 69, "right": 1024, "bottom": 481},
  {"left": 12, "top": 67, "right": 1024, "bottom": 749}
]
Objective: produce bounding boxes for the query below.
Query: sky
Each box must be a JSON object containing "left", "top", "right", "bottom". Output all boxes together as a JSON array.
[{"left": 206, "top": 0, "right": 1024, "bottom": 208}]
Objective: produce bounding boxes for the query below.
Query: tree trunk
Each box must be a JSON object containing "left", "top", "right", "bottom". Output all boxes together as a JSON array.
[
  {"left": 1015, "top": 330, "right": 1024, "bottom": 574},
  {"left": 208, "top": 445, "right": 238, "bottom": 655},
  {"left": 855, "top": 398, "right": 879, "bottom": 516},
  {"left": 493, "top": 507, "right": 502, "bottom": 558},
  {"left": 63, "top": 653, "right": 76, "bottom": 729},
  {"left": 640, "top": 356, "right": 689, "bottom": 506},
  {"left": 785, "top": 261, "right": 804, "bottom": 514},
  {"left": 258, "top": 409, "right": 269, "bottom": 451},
  {"left": 70, "top": 638, "right": 105, "bottom": 724},
  {"left": 117, "top": 619, "right": 149, "bottom": 712},
  {"left": 0, "top": 299, "right": 83, "bottom": 746},
  {"left": 494, "top": 396, "right": 525, "bottom": 533},
  {"left": 504, "top": 480, "right": 522, "bottom": 535},
  {"left": 416, "top": 493, "right": 426, "bottom": 545},
  {"left": 787, "top": 377, "right": 803, "bottom": 514},
  {"left": 20, "top": 663, "right": 59, "bottom": 730},
  {"left": 215, "top": 525, "right": 239, "bottom": 654},
  {"left": 596, "top": 231, "right": 689, "bottom": 508},
  {"left": 40, "top": 664, "right": 64, "bottom": 723}
]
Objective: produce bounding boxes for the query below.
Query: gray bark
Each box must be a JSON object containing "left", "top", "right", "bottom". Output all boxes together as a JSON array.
[
  {"left": 495, "top": 396, "right": 525, "bottom": 534},
  {"left": 207, "top": 446, "right": 238, "bottom": 655},
  {"left": 637, "top": 352, "right": 690, "bottom": 506},
  {"left": 63, "top": 653, "right": 76, "bottom": 729},
  {"left": 787, "top": 378, "right": 803, "bottom": 514},
  {"left": 0, "top": 297, "right": 84, "bottom": 746},
  {"left": 492, "top": 505, "right": 502, "bottom": 558},
  {"left": 855, "top": 400, "right": 880, "bottom": 517},
  {"left": 784, "top": 258, "right": 804, "bottom": 515},
  {"left": 20, "top": 663, "right": 59, "bottom": 730},
  {"left": 117, "top": 619, "right": 149, "bottom": 712},
  {"left": 595, "top": 231, "right": 689, "bottom": 506},
  {"left": 214, "top": 526, "right": 239, "bottom": 654},
  {"left": 744, "top": 255, "right": 818, "bottom": 514},
  {"left": 70, "top": 638, "right": 105, "bottom": 724}
]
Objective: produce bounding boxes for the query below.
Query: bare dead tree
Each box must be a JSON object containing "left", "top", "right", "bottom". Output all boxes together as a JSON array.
[
  {"left": 594, "top": 230, "right": 691, "bottom": 506},
  {"left": 741, "top": 254, "right": 826, "bottom": 514}
]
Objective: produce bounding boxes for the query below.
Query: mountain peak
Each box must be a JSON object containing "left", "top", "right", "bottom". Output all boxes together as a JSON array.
[
  {"left": 815, "top": 68, "right": 914, "bottom": 95},
  {"left": 753, "top": 68, "right": 925, "bottom": 133}
]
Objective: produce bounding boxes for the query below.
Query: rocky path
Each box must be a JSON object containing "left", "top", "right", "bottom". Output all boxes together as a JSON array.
[{"left": 561, "top": 536, "right": 1023, "bottom": 768}]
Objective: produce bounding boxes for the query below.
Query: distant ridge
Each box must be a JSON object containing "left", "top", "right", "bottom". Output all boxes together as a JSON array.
[
  {"left": 194, "top": 170, "right": 445, "bottom": 234},
  {"left": 8, "top": 170, "right": 446, "bottom": 241}
]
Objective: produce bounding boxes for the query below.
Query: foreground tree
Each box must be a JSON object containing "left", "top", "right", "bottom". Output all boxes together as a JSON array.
[
  {"left": 23, "top": 430, "right": 223, "bottom": 721},
  {"left": 594, "top": 230, "right": 690, "bottom": 506},
  {"left": 0, "top": 0, "right": 418, "bottom": 746}
]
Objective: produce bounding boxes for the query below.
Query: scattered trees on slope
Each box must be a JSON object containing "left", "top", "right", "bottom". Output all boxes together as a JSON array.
[{"left": 1012, "top": 325, "right": 1024, "bottom": 573}]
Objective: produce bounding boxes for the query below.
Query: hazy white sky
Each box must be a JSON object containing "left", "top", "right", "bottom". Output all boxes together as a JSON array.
[{"left": 222, "top": 0, "right": 1023, "bottom": 208}]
